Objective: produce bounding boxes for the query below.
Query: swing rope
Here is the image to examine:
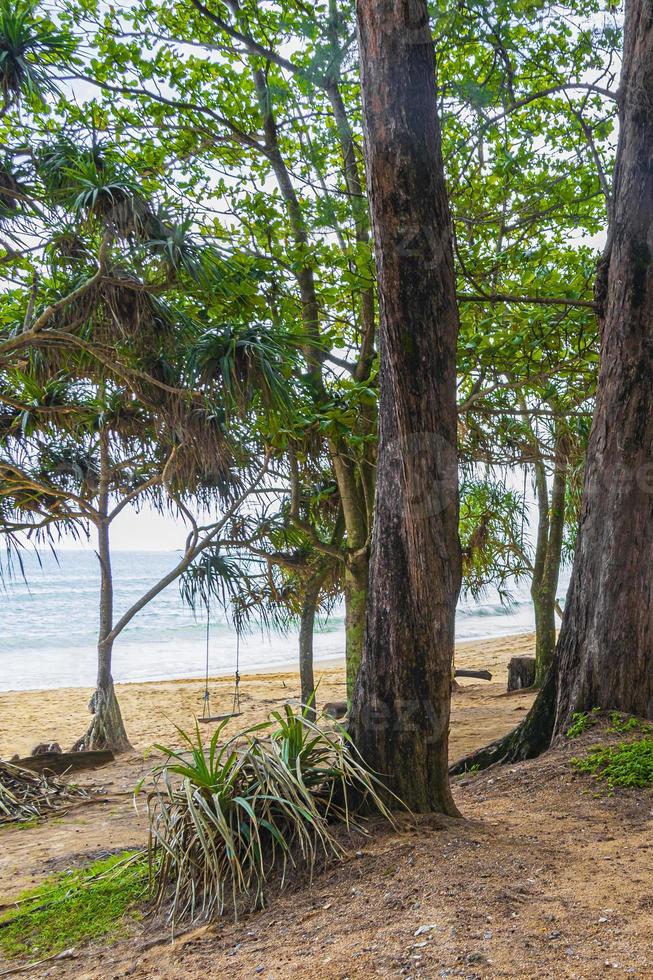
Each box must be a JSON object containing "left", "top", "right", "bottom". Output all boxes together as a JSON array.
[
  {"left": 200, "top": 555, "right": 242, "bottom": 723},
  {"left": 231, "top": 631, "right": 241, "bottom": 716},
  {"left": 520, "top": 464, "right": 528, "bottom": 550},
  {"left": 202, "top": 582, "right": 212, "bottom": 720}
]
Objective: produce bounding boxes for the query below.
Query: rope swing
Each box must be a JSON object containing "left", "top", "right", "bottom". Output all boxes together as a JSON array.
[{"left": 199, "top": 555, "right": 242, "bottom": 724}]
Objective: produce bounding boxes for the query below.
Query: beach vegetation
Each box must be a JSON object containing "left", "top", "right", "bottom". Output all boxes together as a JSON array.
[
  {"left": 0, "top": 850, "right": 148, "bottom": 959},
  {"left": 571, "top": 738, "right": 653, "bottom": 790},
  {"left": 565, "top": 708, "right": 602, "bottom": 739},
  {"left": 144, "top": 712, "right": 398, "bottom": 925}
]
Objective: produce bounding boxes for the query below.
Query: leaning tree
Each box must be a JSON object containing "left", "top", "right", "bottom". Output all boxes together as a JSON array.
[{"left": 453, "top": 0, "right": 653, "bottom": 770}]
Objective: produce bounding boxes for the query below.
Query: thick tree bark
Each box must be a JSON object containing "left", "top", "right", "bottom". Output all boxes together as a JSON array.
[
  {"left": 349, "top": 0, "right": 461, "bottom": 814},
  {"left": 73, "top": 435, "right": 131, "bottom": 754},
  {"left": 552, "top": 0, "right": 653, "bottom": 734},
  {"left": 452, "top": 0, "right": 653, "bottom": 772}
]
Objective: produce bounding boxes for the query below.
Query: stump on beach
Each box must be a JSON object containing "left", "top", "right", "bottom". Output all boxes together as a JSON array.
[{"left": 507, "top": 656, "right": 536, "bottom": 691}]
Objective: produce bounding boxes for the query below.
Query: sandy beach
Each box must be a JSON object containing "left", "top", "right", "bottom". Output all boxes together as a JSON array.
[{"left": 0, "top": 632, "right": 536, "bottom": 760}]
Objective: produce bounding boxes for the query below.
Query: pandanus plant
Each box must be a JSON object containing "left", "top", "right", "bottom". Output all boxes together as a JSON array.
[
  {"left": 0, "top": 0, "right": 76, "bottom": 114},
  {"left": 144, "top": 712, "right": 401, "bottom": 926}
]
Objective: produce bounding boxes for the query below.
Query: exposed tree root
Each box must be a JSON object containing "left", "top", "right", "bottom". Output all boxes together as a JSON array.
[
  {"left": 72, "top": 684, "right": 132, "bottom": 754},
  {"left": 449, "top": 666, "right": 557, "bottom": 775}
]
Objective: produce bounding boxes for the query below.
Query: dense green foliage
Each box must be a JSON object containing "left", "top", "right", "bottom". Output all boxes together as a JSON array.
[{"left": 0, "top": 0, "right": 623, "bottom": 703}]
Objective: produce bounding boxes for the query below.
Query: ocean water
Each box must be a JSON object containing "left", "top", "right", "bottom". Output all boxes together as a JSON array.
[{"left": 0, "top": 549, "right": 560, "bottom": 692}]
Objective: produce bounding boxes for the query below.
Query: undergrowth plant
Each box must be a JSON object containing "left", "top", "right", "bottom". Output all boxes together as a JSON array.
[
  {"left": 571, "top": 738, "right": 653, "bottom": 789},
  {"left": 565, "top": 707, "right": 601, "bottom": 739},
  {"left": 143, "top": 711, "right": 400, "bottom": 926}
]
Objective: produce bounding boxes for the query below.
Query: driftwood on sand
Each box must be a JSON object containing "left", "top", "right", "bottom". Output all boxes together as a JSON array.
[
  {"left": 16, "top": 750, "right": 115, "bottom": 775},
  {"left": 0, "top": 761, "right": 91, "bottom": 825}
]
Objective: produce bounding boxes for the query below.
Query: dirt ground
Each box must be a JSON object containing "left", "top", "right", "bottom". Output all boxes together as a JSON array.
[{"left": 1, "top": 637, "right": 651, "bottom": 979}]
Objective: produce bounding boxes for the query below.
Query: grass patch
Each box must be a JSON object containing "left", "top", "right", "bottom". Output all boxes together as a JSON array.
[
  {"left": 0, "top": 851, "right": 149, "bottom": 959},
  {"left": 571, "top": 737, "right": 653, "bottom": 789}
]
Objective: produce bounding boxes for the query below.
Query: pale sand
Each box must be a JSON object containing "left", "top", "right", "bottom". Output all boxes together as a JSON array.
[{"left": 0, "top": 632, "right": 536, "bottom": 760}]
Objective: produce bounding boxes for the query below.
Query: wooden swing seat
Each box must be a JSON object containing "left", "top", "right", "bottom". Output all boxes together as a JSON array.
[{"left": 198, "top": 712, "right": 242, "bottom": 723}]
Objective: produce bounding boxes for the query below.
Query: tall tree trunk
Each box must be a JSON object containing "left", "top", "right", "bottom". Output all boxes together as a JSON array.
[
  {"left": 451, "top": 0, "right": 653, "bottom": 771},
  {"left": 349, "top": 0, "right": 461, "bottom": 814},
  {"left": 531, "top": 435, "right": 567, "bottom": 686},
  {"left": 73, "top": 434, "right": 131, "bottom": 753},
  {"left": 552, "top": 0, "right": 653, "bottom": 734}
]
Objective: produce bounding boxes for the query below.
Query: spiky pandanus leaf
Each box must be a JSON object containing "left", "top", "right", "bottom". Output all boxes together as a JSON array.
[
  {"left": 144, "top": 713, "right": 401, "bottom": 926},
  {"left": 0, "top": 0, "right": 76, "bottom": 110}
]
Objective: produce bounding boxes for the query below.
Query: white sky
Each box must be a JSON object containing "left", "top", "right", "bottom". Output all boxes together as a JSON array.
[{"left": 56, "top": 503, "right": 191, "bottom": 551}]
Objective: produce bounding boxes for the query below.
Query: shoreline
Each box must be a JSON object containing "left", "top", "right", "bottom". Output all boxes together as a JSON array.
[
  {"left": 0, "top": 628, "right": 535, "bottom": 695},
  {"left": 0, "top": 632, "right": 536, "bottom": 759}
]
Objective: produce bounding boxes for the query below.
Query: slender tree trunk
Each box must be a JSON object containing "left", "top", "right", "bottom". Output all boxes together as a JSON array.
[
  {"left": 73, "top": 434, "right": 131, "bottom": 753},
  {"left": 552, "top": 0, "right": 653, "bottom": 734},
  {"left": 531, "top": 436, "right": 567, "bottom": 686},
  {"left": 451, "top": 0, "right": 653, "bottom": 771},
  {"left": 253, "top": 64, "right": 373, "bottom": 695},
  {"left": 299, "top": 575, "right": 324, "bottom": 719},
  {"left": 344, "top": 554, "right": 369, "bottom": 697},
  {"left": 349, "top": 0, "right": 461, "bottom": 814},
  {"left": 530, "top": 455, "right": 552, "bottom": 684}
]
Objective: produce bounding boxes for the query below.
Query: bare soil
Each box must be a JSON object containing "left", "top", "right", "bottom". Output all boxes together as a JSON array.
[{"left": 0, "top": 653, "right": 651, "bottom": 979}]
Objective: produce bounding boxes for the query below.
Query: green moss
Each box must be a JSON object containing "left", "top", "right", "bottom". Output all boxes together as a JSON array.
[
  {"left": 565, "top": 707, "right": 601, "bottom": 739},
  {"left": 571, "top": 737, "right": 653, "bottom": 789},
  {"left": 0, "top": 851, "right": 149, "bottom": 959}
]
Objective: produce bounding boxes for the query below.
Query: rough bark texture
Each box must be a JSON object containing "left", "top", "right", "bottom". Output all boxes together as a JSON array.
[
  {"left": 349, "top": 0, "right": 461, "bottom": 814},
  {"left": 552, "top": 0, "right": 653, "bottom": 735},
  {"left": 507, "top": 656, "right": 536, "bottom": 692},
  {"left": 452, "top": 0, "right": 653, "bottom": 773}
]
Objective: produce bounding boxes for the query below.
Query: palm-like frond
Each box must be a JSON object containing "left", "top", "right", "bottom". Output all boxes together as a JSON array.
[
  {"left": 0, "top": 0, "right": 76, "bottom": 108},
  {"left": 191, "top": 323, "right": 302, "bottom": 415},
  {"left": 145, "top": 714, "right": 399, "bottom": 924}
]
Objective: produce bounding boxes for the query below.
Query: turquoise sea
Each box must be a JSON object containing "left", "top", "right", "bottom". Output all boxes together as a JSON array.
[{"left": 0, "top": 549, "right": 561, "bottom": 691}]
